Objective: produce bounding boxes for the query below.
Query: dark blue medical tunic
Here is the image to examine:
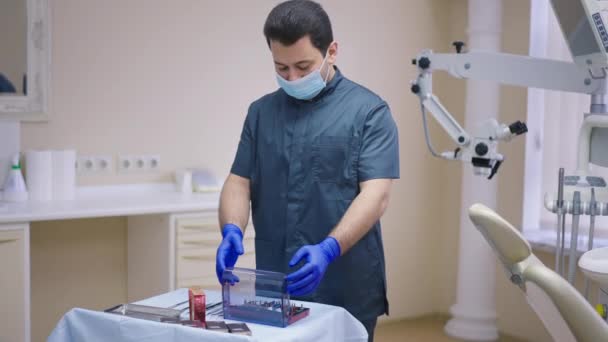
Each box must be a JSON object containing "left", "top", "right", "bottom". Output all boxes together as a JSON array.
[{"left": 230, "top": 67, "right": 400, "bottom": 322}]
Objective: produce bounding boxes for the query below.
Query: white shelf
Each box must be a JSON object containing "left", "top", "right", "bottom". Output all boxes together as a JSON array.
[{"left": 0, "top": 183, "right": 220, "bottom": 223}]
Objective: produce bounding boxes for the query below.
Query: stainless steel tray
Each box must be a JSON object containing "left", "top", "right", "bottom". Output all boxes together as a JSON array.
[{"left": 105, "top": 303, "right": 182, "bottom": 322}]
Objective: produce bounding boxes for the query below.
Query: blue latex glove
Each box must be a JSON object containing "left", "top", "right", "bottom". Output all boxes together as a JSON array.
[
  {"left": 215, "top": 224, "right": 244, "bottom": 284},
  {"left": 285, "top": 237, "right": 341, "bottom": 296}
]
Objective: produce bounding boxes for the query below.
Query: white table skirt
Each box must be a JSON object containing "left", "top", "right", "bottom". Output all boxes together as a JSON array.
[{"left": 47, "top": 288, "right": 368, "bottom": 342}]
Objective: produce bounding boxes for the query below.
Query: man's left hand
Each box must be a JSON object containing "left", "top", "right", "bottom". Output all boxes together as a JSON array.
[{"left": 285, "top": 237, "right": 341, "bottom": 296}]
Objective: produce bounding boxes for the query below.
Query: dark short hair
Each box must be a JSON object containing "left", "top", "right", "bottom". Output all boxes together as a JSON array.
[{"left": 263, "top": 0, "right": 333, "bottom": 55}]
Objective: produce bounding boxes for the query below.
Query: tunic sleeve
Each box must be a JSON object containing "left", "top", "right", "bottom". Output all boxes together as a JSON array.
[
  {"left": 358, "top": 101, "right": 400, "bottom": 182},
  {"left": 230, "top": 103, "right": 258, "bottom": 179}
]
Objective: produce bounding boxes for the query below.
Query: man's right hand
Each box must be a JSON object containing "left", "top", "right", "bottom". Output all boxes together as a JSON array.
[{"left": 215, "top": 223, "right": 244, "bottom": 284}]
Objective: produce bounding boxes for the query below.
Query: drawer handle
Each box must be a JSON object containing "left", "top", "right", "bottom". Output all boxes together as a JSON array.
[
  {"left": 181, "top": 255, "right": 214, "bottom": 261},
  {"left": 181, "top": 240, "right": 217, "bottom": 247},
  {"left": 180, "top": 225, "right": 208, "bottom": 230},
  {"left": 0, "top": 238, "right": 18, "bottom": 244}
]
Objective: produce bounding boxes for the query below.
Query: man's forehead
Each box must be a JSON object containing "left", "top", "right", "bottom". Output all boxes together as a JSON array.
[{"left": 270, "top": 36, "right": 322, "bottom": 64}]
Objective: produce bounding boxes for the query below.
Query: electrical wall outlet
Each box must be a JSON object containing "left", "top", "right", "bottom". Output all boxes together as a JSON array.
[
  {"left": 118, "top": 155, "right": 135, "bottom": 173},
  {"left": 77, "top": 156, "right": 96, "bottom": 174},
  {"left": 77, "top": 155, "right": 114, "bottom": 174},
  {"left": 95, "top": 155, "right": 112, "bottom": 173},
  {"left": 118, "top": 154, "right": 161, "bottom": 173},
  {"left": 134, "top": 156, "right": 146, "bottom": 170},
  {"left": 146, "top": 155, "right": 160, "bottom": 171}
]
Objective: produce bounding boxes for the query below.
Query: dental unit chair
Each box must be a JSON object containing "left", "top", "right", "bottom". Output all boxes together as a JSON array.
[{"left": 468, "top": 203, "right": 608, "bottom": 342}]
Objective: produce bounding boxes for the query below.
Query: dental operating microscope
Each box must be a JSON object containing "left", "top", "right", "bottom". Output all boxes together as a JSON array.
[{"left": 411, "top": 0, "right": 608, "bottom": 293}]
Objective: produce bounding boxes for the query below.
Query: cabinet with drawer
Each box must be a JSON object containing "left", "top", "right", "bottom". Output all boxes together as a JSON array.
[
  {"left": 0, "top": 224, "right": 29, "bottom": 342},
  {"left": 127, "top": 210, "right": 255, "bottom": 301},
  {"left": 174, "top": 212, "right": 255, "bottom": 291}
]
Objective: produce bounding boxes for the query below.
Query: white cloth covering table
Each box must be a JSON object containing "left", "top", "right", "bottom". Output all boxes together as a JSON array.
[{"left": 48, "top": 288, "right": 368, "bottom": 342}]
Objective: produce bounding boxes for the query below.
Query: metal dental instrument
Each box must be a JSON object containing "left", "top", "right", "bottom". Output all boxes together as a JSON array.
[
  {"left": 568, "top": 191, "right": 581, "bottom": 284},
  {"left": 556, "top": 168, "right": 565, "bottom": 275},
  {"left": 206, "top": 302, "right": 222, "bottom": 309},
  {"left": 168, "top": 300, "right": 223, "bottom": 316},
  {"left": 584, "top": 188, "right": 597, "bottom": 300},
  {"left": 168, "top": 300, "right": 189, "bottom": 309}
]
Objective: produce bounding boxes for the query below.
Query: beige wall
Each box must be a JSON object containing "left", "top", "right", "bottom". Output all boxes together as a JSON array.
[
  {"left": 0, "top": 0, "right": 27, "bottom": 93},
  {"left": 22, "top": 1, "right": 455, "bottom": 339},
  {"left": 434, "top": 0, "right": 468, "bottom": 315}
]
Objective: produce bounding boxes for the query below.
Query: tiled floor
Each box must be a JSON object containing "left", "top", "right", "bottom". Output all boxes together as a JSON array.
[{"left": 375, "top": 316, "right": 527, "bottom": 342}]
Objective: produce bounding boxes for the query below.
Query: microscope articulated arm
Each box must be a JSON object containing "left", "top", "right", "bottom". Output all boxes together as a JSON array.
[
  {"left": 412, "top": 71, "right": 470, "bottom": 148},
  {"left": 410, "top": 46, "right": 608, "bottom": 179},
  {"left": 421, "top": 51, "right": 604, "bottom": 94}
]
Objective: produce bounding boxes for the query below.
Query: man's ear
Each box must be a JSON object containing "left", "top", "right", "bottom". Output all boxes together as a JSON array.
[{"left": 327, "top": 41, "right": 338, "bottom": 64}]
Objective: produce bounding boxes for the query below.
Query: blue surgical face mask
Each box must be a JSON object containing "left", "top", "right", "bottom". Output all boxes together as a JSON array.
[{"left": 276, "top": 54, "right": 330, "bottom": 100}]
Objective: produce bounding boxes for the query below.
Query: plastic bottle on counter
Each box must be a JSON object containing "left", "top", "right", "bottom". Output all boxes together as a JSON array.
[{"left": 2, "top": 154, "right": 28, "bottom": 202}]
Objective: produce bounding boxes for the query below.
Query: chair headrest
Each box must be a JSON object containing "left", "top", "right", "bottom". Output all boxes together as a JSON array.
[{"left": 469, "top": 203, "right": 531, "bottom": 266}]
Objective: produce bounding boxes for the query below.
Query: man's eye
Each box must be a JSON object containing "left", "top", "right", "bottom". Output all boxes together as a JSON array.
[
  {"left": 278, "top": 66, "right": 289, "bottom": 72},
  {"left": 297, "top": 65, "right": 310, "bottom": 71}
]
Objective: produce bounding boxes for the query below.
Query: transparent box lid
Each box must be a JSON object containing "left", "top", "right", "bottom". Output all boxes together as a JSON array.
[{"left": 222, "top": 267, "right": 309, "bottom": 327}]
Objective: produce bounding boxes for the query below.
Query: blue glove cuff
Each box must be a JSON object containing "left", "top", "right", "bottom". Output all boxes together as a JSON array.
[
  {"left": 319, "top": 237, "right": 341, "bottom": 263},
  {"left": 222, "top": 223, "right": 243, "bottom": 239}
]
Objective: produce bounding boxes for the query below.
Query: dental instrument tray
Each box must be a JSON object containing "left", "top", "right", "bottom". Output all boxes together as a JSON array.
[
  {"left": 104, "top": 303, "right": 182, "bottom": 322},
  {"left": 222, "top": 267, "right": 310, "bottom": 327}
]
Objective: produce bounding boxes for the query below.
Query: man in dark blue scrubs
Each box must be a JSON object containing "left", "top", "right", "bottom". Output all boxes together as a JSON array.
[{"left": 215, "top": 1, "right": 399, "bottom": 340}]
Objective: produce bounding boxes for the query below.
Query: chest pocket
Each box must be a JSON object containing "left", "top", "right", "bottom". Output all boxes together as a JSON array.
[{"left": 312, "top": 135, "right": 358, "bottom": 184}]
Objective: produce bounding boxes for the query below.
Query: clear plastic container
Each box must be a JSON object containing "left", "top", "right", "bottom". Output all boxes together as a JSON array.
[{"left": 222, "top": 267, "right": 309, "bottom": 327}]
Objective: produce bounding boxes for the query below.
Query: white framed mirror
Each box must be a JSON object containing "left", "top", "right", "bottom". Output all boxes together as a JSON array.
[{"left": 0, "top": 0, "right": 49, "bottom": 121}]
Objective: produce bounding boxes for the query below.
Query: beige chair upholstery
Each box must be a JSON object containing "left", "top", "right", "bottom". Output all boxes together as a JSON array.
[{"left": 469, "top": 203, "right": 608, "bottom": 342}]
